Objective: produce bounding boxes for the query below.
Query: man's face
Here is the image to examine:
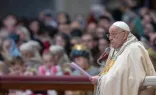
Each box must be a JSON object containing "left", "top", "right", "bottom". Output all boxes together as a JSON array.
[
  {"left": 58, "top": 24, "right": 71, "bottom": 34},
  {"left": 43, "top": 54, "right": 54, "bottom": 67},
  {"left": 74, "top": 56, "right": 88, "bottom": 70},
  {"left": 55, "top": 35, "right": 66, "bottom": 47},
  {"left": 10, "top": 64, "right": 25, "bottom": 75},
  {"left": 98, "top": 38, "right": 109, "bottom": 52},
  {"left": 21, "top": 51, "right": 33, "bottom": 59},
  {"left": 82, "top": 34, "right": 94, "bottom": 49},
  {"left": 3, "top": 40, "right": 11, "bottom": 52},
  {"left": 96, "top": 27, "right": 106, "bottom": 38},
  {"left": 99, "top": 19, "right": 110, "bottom": 30},
  {"left": 87, "top": 23, "right": 96, "bottom": 33},
  {"left": 108, "top": 26, "right": 128, "bottom": 49}
]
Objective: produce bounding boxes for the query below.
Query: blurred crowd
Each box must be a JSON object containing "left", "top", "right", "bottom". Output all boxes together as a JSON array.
[{"left": 0, "top": 0, "right": 156, "bottom": 95}]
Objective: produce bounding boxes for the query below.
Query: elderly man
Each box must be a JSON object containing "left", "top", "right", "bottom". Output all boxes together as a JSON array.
[{"left": 90, "top": 21, "right": 155, "bottom": 95}]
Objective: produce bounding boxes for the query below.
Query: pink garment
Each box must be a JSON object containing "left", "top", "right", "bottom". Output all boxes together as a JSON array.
[{"left": 38, "top": 65, "right": 58, "bottom": 76}]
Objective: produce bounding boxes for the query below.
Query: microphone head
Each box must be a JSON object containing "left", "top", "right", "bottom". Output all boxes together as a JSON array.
[
  {"left": 105, "top": 47, "right": 111, "bottom": 54},
  {"left": 97, "top": 47, "right": 111, "bottom": 64}
]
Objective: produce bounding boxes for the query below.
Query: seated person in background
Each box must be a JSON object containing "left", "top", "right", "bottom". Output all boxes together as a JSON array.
[
  {"left": 7, "top": 56, "right": 36, "bottom": 95},
  {"left": 7, "top": 56, "right": 26, "bottom": 76},
  {"left": 7, "top": 56, "right": 36, "bottom": 76},
  {"left": 71, "top": 44, "right": 99, "bottom": 76},
  {"left": 49, "top": 45, "right": 70, "bottom": 66},
  {"left": 49, "top": 45, "right": 71, "bottom": 75},
  {"left": 65, "top": 45, "right": 98, "bottom": 95},
  {"left": 1, "top": 39, "right": 21, "bottom": 61},
  {"left": 38, "top": 52, "right": 63, "bottom": 76},
  {"left": 19, "top": 41, "right": 42, "bottom": 70}
]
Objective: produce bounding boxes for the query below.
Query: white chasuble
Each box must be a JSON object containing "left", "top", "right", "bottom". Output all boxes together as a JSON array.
[{"left": 95, "top": 34, "right": 155, "bottom": 95}]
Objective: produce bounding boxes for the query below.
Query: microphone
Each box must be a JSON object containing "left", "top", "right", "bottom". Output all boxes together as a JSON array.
[{"left": 97, "top": 47, "right": 110, "bottom": 64}]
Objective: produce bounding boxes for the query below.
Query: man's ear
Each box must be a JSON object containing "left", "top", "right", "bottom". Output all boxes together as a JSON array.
[{"left": 124, "top": 32, "right": 128, "bottom": 40}]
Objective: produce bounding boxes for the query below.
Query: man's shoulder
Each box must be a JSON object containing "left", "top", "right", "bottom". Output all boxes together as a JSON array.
[
  {"left": 126, "top": 41, "right": 144, "bottom": 51},
  {"left": 127, "top": 41, "right": 144, "bottom": 50}
]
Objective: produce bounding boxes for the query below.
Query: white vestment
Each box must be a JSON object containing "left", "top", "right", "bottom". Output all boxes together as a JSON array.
[{"left": 96, "top": 34, "right": 155, "bottom": 95}]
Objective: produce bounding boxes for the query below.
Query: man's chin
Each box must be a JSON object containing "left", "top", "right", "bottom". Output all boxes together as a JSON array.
[
  {"left": 111, "top": 44, "right": 115, "bottom": 48},
  {"left": 111, "top": 45, "right": 117, "bottom": 50}
]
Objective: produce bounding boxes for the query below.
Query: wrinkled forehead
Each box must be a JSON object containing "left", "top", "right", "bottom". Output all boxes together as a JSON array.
[{"left": 109, "top": 25, "right": 120, "bottom": 33}]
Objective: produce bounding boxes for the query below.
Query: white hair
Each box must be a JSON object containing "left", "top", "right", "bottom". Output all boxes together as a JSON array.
[
  {"left": 20, "top": 41, "right": 41, "bottom": 60},
  {"left": 16, "top": 26, "right": 30, "bottom": 41},
  {"left": 49, "top": 45, "right": 70, "bottom": 65},
  {"left": 20, "top": 43, "right": 33, "bottom": 52},
  {"left": 27, "top": 40, "right": 41, "bottom": 51},
  {"left": 49, "top": 45, "right": 64, "bottom": 55}
]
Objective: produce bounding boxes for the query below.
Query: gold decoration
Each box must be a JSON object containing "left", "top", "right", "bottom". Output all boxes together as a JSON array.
[
  {"left": 100, "top": 59, "right": 115, "bottom": 75},
  {"left": 72, "top": 44, "right": 88, "bottom": 51}
]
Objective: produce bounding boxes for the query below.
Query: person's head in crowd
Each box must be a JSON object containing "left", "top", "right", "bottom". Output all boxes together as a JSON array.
[
  {"left": 143, "top": 23, "right": 156, "bottom": 45},
  {"left": 39, "top": 9, "right": 52, "bottom": 22},
  {"left": 57, "top": 12, "right": 71, "bottom": 24},
  {"left": 3, "top": 14, "right": 17, "bottom": 32},
  {"left": 2, "top": 39, "right": 11, "bottom": 53},
  {"left": 0, "top": 61, "right": 9, "bottom": 75},
  {"left": 70, "top": 37, "right": 82, "bottom": 47},
  {"left": 38, "top": 52, "right": 62, "bottom": 76},
  {"left": 44, "top": 11, "right": 57, "bottom": 28},
  {"left": 98, "top": 15, "right": 111, "bottom": 30},
  {"left": 95, "top": 27, "right": 106, "bottom": 38},
  {"left": 70, "top": 20, "right": 81, "bottom": 30},
  {"left": 20, "top": 43, "right": 34, "bottom": 60},
  {"left": 54, "top": 33, "right": 67, "bottom": 48},
  {"left": 144, "top": 24, "right": 154, "bottom": 37},
  {"left": 144, "top": 24, "right": 156, "bottom": 45},
  {"left": 58, "top": 23, "right": 71, "bottom": 35},
  {"left": 142, "top": 15, "right": 152, "bottom": 26},
  {"left": 15, "top": 26, "right": 30, "bottom": 43},
  {"left": 70, "top": 44, "right": 91, "bottom": 70},
  {"left": 81, "top": 33, "right": 94, "bottom": 50},
  {"left": 139, "top": 7, "right": 149, "bottom": 18},
  {"left": 74, "top": 13, "right": 85, "bottom": 29},
  {"left": 41, "top": 25, "right": 58, "bottom": 39},
  {"left": 49, "top": 45, "right": 70, "bottom": 65},
  {"left": 86, "top": 22, "right": 97, "bottom": 35},
  {"left": 2, "top": 39, "right": 21, "bottom": 60},
  {"left": 28, "top": 40, "right": 42, "bottom": 52},
  {"left": 7, "top": 56, "right": 25, "bottom": 76},
  {"left": 19, "top": 41, "right": 41, "bottom": 61},
  {"left": 54, "top": 33, "right": 71, "bottom": 55},
  {"left": 98, "top": 37, "right": 110, "bottom": 53},
  {"left": 38, "top": 51, "right": 63, "bottom": 76},
  {"left": 42, "top": 52, "right": 54, "bottom": 68},
  {"left": 28, "top": 19, "right": 42, "bottom": 37}
]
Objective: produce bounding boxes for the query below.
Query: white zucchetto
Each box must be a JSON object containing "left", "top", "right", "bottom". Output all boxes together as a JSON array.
[{"left": 112, "top": 21, "right": 130, "bottom": 32}]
